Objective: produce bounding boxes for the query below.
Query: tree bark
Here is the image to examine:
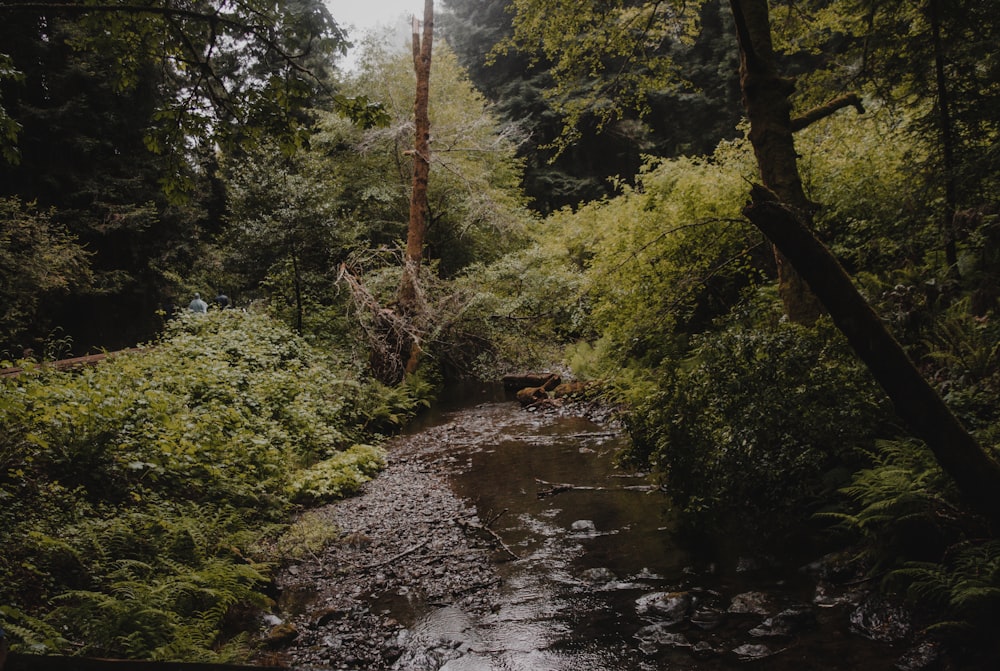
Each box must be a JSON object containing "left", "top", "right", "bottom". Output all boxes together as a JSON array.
[
  {"left": 729, "top": 0, "right": 1000, "bottom": 521},
  {"left": 729, "top": 0, "right": 823, "bottom": 324},
  {"left": 376, "top": 0, "right": 434, "bottom": 383},
  {"left": 398, "top": 0, "right": 434, "bottom": 315}
]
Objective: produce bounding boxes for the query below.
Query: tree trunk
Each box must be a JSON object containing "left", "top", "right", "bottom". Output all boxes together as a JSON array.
[
  {"left": 398, "top": 0, "right": 434, "bottom": 316},
  {"left": 928, "top": 0, "right": 960, "bottom": 272},
  {"left": 729, "top": 0, "right": 1000, "bottom": 521},
  {"left": 729, "top": 0, "right": 823, "bottom": 324},
  {"left": 377, "top": 0, "right": 433, "bottom": 383}
]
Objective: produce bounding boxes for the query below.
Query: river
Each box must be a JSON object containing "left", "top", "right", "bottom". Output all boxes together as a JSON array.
[{"left": 273, "top": 385, "right": 908, "bottom": 670}]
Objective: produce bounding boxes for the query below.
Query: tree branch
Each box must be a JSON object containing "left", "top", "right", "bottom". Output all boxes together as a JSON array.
[{"left": 791, "top": 93, "right": 865, "bottom": 131}]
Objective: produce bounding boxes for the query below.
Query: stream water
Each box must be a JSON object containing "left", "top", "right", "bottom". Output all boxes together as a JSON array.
[{"left": 374, "top": 386, "right": 906, "bottom": 670}]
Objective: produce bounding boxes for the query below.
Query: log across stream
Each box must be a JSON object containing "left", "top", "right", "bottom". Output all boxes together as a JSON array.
[{"left": 266, "top": 385, "right": 908, "bottom": 670}]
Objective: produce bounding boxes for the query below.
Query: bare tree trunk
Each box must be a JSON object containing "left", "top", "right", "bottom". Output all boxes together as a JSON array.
[
  {"left": 729, "top": 0, "right": 1000, "bottom": 521},
  {"left": 372, "top": 0, "right": 434, "bottom": 383},
  {"left": 398, "top": 0, "right": 434, "bottom": 316}
]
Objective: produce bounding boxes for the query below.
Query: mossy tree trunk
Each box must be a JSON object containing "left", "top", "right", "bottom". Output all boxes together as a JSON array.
[{"left": 730, "top": 0, "right": 823, "bottom": 325}]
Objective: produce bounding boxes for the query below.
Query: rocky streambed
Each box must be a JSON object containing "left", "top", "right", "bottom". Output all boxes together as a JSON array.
[{"left": 258, "top": 389, "right": 927, "bottom": 671}]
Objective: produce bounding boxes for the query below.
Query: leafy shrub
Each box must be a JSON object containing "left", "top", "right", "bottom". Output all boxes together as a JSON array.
[
  {"left": 577, "top": 140, "right": 765, "bottom": 367},
  {"left": 624, "top": 306, "right": 892, "bottom": 531},
  {"left": 0, "top": 310, "right": 420, "bottom": 661},
  {"left": 287, "top": 444, "right": 386, "bottom": 503},
  {"left": 0, "top": 198, "right": 92, "bottom": 356}
]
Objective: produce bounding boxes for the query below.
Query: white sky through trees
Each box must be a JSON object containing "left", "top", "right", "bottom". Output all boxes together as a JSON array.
[
  {"left": 327, "top": 0, "right": 418, "bottom": 33},
  {"left": 326, "top": 0, "right": 420, "bottom": 69}
]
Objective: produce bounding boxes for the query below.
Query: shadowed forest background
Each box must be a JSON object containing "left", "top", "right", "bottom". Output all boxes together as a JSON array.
[{"left": 2, "top": 0, "right": 1000, "bottom": 668}]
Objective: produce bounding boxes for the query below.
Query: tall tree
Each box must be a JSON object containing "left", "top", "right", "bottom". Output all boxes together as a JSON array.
[{"left": 399, "top": 0, "right": 435, "bottom": 316}]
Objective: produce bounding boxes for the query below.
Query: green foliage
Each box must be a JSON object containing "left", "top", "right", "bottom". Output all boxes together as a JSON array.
[
  {"left": 577, "top": 139, "right": 763, "bottom": 366},
  {"left": 624, "top": 308, "right": 891, "bottom": 530},
  {"left": 446, "top": 241, "right": 591, "bottom": 377},
  {"left": 288, "top": 444, "right": 385, "bottom": 504},
  {"left": 921, "top": 299, "right": 1000, "bottom": 436},
  {"left": 0, "top": 198, "right": 93, "bottom": 355},
  {"left": 796, "top": 108, "right": 941, "bottom": 272},
  {"left": 889, "top": 541, "right": 1000, "bottom": 639},
  {"left": 830, "top": 439, "right": 1000, "bottom": 648},
  {"left": 0, "top": 311, "right": 420, "bottom": 661},
  {"left": 824, "top": 439, "right": 960, "bottom": 563},
  {"left": 216, "top": 37, "right": 535, "bottom": 358},
  {"left": 273, "top": 510, "right": 341, "bottom": 561},
  {"left": 339, "top": 37, "right": 534, "bottom": 275},
  {"left": 499, "top": 0, "right": 701, "bottom": 151},
  {"left": 0, "top": 52, "right": 22, "bottom": 163},
  {"left": 445, "top": 0, "right": 740, "bottom": 211}
]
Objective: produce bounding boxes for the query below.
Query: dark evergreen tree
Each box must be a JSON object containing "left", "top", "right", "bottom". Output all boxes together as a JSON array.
[{"left": 0, "top": 1, "right": 346, "bottom": 354}]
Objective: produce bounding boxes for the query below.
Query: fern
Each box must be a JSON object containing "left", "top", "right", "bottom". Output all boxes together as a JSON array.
[
  {"left": 835, "top": 439, "right": 1000, "bottom": 641},
  {"left": 0, "top": 605, "right": 69, "bottom": 654},
  {"left": 887, "top": 541, "right": 1000, "bottom": 636},
  {"left": 1, "top": 311, "right": 416, "bottom": 662}
]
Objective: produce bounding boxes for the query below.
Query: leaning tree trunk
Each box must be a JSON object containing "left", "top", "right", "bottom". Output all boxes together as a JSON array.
[{"left": 729, "top": 0, "right": 1000, "bottom": 522}]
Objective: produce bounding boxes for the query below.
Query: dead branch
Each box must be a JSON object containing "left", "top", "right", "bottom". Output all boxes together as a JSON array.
[
  {"left": 481, "top": 525, "right": 518, "bottom": 560},
  {"left": 535, "top": 478, "right": 657, "bottom": 498},
  {"left": 459, "top": 513, "right": 518, "bottom": 560},
  {"left": 357, "top": 539, "right": 429, "bottom": 570}
]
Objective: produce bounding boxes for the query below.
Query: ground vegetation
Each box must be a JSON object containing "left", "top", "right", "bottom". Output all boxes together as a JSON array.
[{"left": 0, "top": 310, "right": 427, "bottom": 661}]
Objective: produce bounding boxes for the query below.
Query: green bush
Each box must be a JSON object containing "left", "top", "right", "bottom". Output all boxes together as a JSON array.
[
  {"left": 0, "top": 310, "right": 420, "bottom": 661},
  {"left": 287, "top": 444, "right": 386, "bottom": 503},
  {"left": 624, "top": 305, "right": 892, "bottom": 531}
]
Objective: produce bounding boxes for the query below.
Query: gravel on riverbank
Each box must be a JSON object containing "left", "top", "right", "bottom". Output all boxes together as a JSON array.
[{"left": 258, "top": 437, "right": 505, "bottom": 670}]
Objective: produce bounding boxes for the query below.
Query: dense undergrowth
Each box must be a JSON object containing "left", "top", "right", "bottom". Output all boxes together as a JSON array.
[{"left": 0, "top": 310, "right": 429, "bottom": 661}]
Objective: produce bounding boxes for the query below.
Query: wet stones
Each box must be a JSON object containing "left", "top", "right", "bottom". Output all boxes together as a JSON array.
[
  {"left": 635, "top": 591, "right": 692, "bottom": 625},
  {"left": 263, "top": 453, "right": 502, "bottom": 670},
  {"left": 849, "top": 593, "right": 912, "bottom": 643},
  {"left": 727, "top": 590, "right": 773, "bottom": 616},
  {"left": 747, "top": 605, "right": 817, "bottom": 638},
  {"left": 630, "top": 585, "right": 822, "bottom": 663},
  {"left": 635, "top": 623, "right": 690, "bottom": 654},
  {"left": 263, "top": 622, "right": 299, "bottom": 648}
]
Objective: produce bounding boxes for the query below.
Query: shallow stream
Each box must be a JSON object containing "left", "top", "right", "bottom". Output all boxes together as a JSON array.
[{"left": 371, "top": 386, "right": 905, "bottom": 670}]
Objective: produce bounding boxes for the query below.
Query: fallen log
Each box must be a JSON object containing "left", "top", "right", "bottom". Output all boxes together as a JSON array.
[{"left": 502, "top": 372, "right": 562, "bottom": 391}]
